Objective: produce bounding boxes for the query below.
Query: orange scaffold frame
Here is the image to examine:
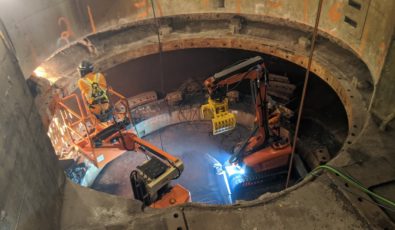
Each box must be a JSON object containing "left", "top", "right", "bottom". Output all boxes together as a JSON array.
[{"left": 56, "top": 88, "right": 132, "bottom": 168}]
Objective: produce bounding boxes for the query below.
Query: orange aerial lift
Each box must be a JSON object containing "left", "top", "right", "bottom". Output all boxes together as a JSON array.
[
  {"left": 57, "top": 88, "right": 190, "bottom": 208},
  {"left": 201, "top": 56, "right": 293, "bottom": 192}
]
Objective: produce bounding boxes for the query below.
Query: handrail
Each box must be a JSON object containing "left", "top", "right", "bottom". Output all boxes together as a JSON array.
[
  {"left": 108, "top": 88, "right": 132, "bottom": 122},
  {"left": 55, "top": 88, "right": 133, "bottom": 166},
  {"left": 57, "top": 102, "right": 83, "bottom": 120},
  {"left": 57, "top": 94, "right": 97, "bottom": 164}
]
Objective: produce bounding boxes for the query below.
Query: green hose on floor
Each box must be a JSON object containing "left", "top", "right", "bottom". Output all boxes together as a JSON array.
[{"left": 309, "top": 164, "right": 395, "bottom": 210}]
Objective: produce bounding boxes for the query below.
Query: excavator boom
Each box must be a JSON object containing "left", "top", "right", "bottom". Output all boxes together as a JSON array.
[
  {"left": 201, "top": 57, "right": 266, "bottom": 135},
  {"left": 201, "top": 56, "right": 294, "bottom": 197},
  {"left": 57, "top": 89, "right": 190, "bottom": 208}
]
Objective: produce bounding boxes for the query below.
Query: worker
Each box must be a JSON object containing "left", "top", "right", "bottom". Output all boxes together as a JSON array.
[{"left": 77, "top": 61, "right": 113, "bottom": 122}]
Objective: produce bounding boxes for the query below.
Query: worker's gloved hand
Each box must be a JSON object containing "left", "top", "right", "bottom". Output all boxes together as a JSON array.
[
  {"left": 93, "top": 97, "right": 109, "bottom": 105},
  {"left": 92, "top": 98, "right": 102, "bottom": 105}
]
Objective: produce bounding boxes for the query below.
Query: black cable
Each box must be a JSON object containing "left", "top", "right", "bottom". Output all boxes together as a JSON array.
[
  {"left": 226, "top": 68, "right": 254, "bottom": 92},
  {"left": 166, "top": 157, "right": 182, "bottom": 179},
  {"left": 156, "top": 131, "right": 182, "bottom": 179},
  {"left": 130, "top": 170, "right": 149, "bottom": 210},
  {"left": 110, "top": 104, "right": 134, "bottom": 151},
  {"left": 229, "top": 125, "right": 259, "bottom": 163},
  {"left": 255, "top": 67, "right": 270, "bottom": 139},
  {"left": 209, "top": 61, "right": 255, "bottom": 99}
]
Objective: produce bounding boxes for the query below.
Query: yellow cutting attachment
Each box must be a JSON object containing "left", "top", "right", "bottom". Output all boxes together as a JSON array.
[{"left": 201, "top": 98, "right": 236, "bottom": 135}]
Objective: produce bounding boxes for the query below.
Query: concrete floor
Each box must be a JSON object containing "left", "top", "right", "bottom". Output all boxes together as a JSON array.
[
  {"left": 91, "top": 121, "right": 250, "bottom": 204},
  {"left": 59, "top": 117, "right": 395, "bottom": 230},
  {"left": 91, "top": 120, "right": 306, "bottom": 204}
]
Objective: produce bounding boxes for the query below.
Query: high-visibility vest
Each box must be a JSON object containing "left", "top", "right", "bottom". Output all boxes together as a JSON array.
[{"left": 78, "top": 73, "right": 109, "bottom": 104}]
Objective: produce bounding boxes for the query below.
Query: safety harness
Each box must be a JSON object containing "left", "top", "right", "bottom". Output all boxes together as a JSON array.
[{"left": 82, "top": 73, "right": 109, "bottom": 104}]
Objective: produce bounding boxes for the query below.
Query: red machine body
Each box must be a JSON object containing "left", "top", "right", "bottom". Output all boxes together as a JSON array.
[
  {"left": 203, "top": 56, "right": 293, "bottom": 174},
  {"left": 57, "top": 89, "right": 190, "bottom": 208}
]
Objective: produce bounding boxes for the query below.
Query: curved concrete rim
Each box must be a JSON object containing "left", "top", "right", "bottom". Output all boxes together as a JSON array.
[{"left": 38, "top": 13, "right": 371, "bottom": 208}]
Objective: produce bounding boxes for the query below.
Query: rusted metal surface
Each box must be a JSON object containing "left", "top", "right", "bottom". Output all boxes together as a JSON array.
[
  {"left": 89, "top": 34, "right": 363, "bottom": 132},
  {"left": 1, "top": 1, "right": 395, "bottom": 228},
  {"left": 286, "top": 0, "right": 324, "bottom": 188},
  {"left": 36, "top": 17, "right": 370, "bottom": 160},
  {"left": 1, "top": 1, "right": 394, "bottom": 81}
]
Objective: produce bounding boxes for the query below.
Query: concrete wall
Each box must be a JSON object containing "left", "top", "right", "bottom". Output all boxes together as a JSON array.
[
  {"left": 1, "top": 0, "right": 393, "bottom": 130},
  {"left": 0, "top": 1, "right": 394, "bottom": 229},
  {"left": 104, "top": 48, "right": 263, "bottom": 97},
  {"left": 2, "top": 0, "right": 393, "bottom": 130},
  {"left": 371, "top": 37, "right": 395, "bottom": 128},
  {"left": 0, "top": 33, "right": 64, "bottom": 229},
  {"left": 0, "top": 0, "right": 394, "bottom": 81},
  {"left": 134, "top": 106, "right": 255, "bottom": 137}
]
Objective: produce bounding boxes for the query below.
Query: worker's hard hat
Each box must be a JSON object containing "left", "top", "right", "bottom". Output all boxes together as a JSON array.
[{"left": 78, "top": 60, "right": 94, "bottom": 77}]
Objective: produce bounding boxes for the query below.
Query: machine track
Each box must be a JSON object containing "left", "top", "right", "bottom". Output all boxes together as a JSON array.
[{"left": 228, "top": 167, "right": 288, "bottom": 199}]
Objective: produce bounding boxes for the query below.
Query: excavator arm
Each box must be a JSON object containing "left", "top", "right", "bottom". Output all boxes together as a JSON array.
[
  {"left": 202, "top": 56, "right": 274, "bottom": 153},
  {"left": 112, "top": 131, "right": 189, "bottom": 208},
  {"left": 201, "top": 56, "right": 267, "bottom": 135},
  {"left": 204, "top": 56, "right": 265, "bottom": 100},
  {"left": 57, "top": 89, "right": 190, "bottom": 208},
  {"left": 201, "top": 56, "right": 292, "bottom": 179}
]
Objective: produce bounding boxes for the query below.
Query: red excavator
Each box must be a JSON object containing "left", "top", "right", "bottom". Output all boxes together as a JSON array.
[
  {"left": 201, "top": 56, "right": 294, "bottom": 195},
  {"left": 57, "top": 88, "right": 190, "bottom": 208}
]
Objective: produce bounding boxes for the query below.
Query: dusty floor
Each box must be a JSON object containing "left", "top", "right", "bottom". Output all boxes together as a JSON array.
[
  {"left": 91, "top": 121, "right": 306, "bottom": 204},
  {"left": 91, "top": 121, "right": 250, "bottom": 204},
  {"left": 91, "top": 121, "right": 295, "bottom": 203}
]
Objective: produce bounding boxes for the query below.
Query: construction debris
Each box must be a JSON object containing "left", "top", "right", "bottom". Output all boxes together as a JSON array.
[
  {"left": 226, "top": 90, "right": 240, "bottom": 103},
  {"left": 127, "top": 91, "right": 158, "bottom": 109},
  {"left": 65, "top": 162, "right": 88, "bottom": 184},
  {"left": 166, "top": 91, "right": 183, "bottom": 106}
]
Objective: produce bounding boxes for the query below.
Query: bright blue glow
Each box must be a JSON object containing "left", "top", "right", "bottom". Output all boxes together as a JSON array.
[
  {"left": 222, "top": 170, "right": 232, "bottom": 196},
  {"left": 225, "top": 164, "right": 245, "bottom": 176}
]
